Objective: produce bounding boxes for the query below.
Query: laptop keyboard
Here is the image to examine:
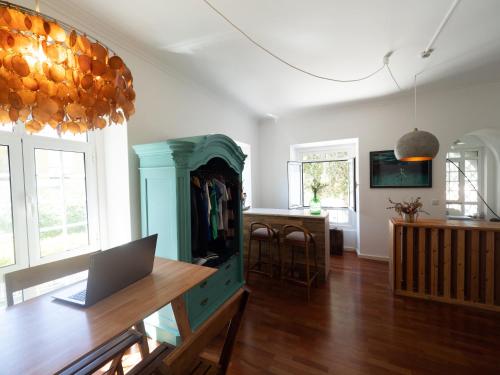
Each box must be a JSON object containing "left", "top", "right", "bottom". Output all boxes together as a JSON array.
[{"left": 69, "top": 290, "right": 87, "bottom": 302}]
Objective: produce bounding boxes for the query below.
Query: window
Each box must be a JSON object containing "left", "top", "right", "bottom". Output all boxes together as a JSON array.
[
  {"left": 302, "top": 160, "right": 352, "bottom": 208},
  {"left": 446, "top": 149, "right": 482, "bottom": 218},
  {"left": 289, "top": 141, "right": 357, "bottom": 226},
  {"left": 0, "top": 125, "right": 99, "bottom": 307},
  {"left": 235, "top": 141, "right": 252, "bottom": 208},
  {"left": 0, "top": 145, "right": 14, "bottom": 268}
]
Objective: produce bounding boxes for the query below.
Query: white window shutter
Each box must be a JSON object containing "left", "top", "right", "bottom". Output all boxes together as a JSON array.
[
  {"left": 349, "top": 158, "right": 356, "bottom": 211},
  {"left": 287, "top": 161, "right": 303, "bottom": 208}
]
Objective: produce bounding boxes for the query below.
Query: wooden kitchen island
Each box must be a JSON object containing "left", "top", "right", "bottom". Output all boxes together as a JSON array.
[
  {"left": 389, "top": 217, "right": 500, "bottom": 312},
  {"left": 243, "top": 208, "right": 330, "bottom": 281}
]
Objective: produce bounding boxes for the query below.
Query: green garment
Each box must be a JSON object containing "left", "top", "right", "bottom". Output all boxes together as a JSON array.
[{"left": 209, "top": 183, "right": 219, "bottom": 239}]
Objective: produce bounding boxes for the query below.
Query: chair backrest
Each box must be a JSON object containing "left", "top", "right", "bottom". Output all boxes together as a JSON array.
[
  {"left": 167, "top": 287, "right": 249, "bottom": 374},
  {"left": 283, "top": 224, "right": 312, "bottom": 240},
  {"left": 128, "top": 287, "right": 250, "bottom": 375},
  {"left": 249, "top": 221, "right": 275, "bottom": 237},
  {"left": 3, "top": 251, "right": 99, "bottom": 306}
]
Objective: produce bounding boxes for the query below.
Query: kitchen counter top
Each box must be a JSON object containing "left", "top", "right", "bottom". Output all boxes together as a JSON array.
[{"left": 243, "top": 208, "right": 329, "bottom": 219}]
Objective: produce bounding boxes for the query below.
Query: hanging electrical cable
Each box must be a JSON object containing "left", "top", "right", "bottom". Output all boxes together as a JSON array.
[{"left": 202, "top": 0, "right": 401, "bottom": 88}]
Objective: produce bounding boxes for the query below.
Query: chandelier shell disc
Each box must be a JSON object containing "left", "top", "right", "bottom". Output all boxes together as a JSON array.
[{"left": 0, "top": 2, "right": 135, "bottom": 134}]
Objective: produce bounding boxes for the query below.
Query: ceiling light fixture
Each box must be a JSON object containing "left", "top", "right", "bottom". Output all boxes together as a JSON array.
[
  {"left": 395, "top": 0, "right": 463, "bottom": 162},
  {"left": 395, "top": 74, "right": 440, "bottom": 162},
  {"left": 0, "top": 0, "right": 135, "bottom": 134}
]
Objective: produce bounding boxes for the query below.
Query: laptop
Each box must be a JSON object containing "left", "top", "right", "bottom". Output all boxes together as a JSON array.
[{"left": 52, "top": 234, "right": 158, "bottom": 307}]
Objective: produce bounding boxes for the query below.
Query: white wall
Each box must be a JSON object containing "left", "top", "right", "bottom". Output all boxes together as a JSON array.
[
  {"left": 124, "top": 52, "right": 260, "bottom": 239},
  {"left": 95, "top": 124, "right": 132, "bottom": 248},
  {"left": 256, "top": 82, "right": 500, "bottom": 260},
  {"left": 470, "top": 129, "right": 500, "bottom": 217},
  {"left": 16, "top": 0, "right": 261, "bottom": 243}
]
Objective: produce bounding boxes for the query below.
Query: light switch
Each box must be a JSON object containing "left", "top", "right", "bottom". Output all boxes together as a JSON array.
[{"left": 431, "top": 199, "right": 439, "bottom": 206}]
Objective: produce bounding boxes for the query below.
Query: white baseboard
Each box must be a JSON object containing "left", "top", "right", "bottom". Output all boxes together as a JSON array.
[
  {"left": 336, "top": 247, "right": 389, "bottom": 263},
  {"left": 357, "top": 253, "right": 389, "bottom": 262}
]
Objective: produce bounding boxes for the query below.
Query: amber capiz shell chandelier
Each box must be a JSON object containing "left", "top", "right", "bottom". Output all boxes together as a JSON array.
[{"left": 0, "top": 1, "right": 135, "bottom": 134}]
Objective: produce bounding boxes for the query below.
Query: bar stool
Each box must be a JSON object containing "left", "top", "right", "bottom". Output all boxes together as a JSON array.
[
  {"left": 246, "top": 222, "right": 281, "bottom": 284},
  {"left": 282, "top": 224, "right": 319, "bottom": 301}
]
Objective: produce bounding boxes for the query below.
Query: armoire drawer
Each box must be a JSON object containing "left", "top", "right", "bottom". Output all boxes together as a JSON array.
[
  {"left": 218, "top": 256, "right": 240, "bottom": 292},
  {"left": 188, "top": 256, "right": 241, "bottom": 325}
]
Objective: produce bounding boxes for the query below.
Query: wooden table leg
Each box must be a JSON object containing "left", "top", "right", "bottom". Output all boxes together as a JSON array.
[
  {"left": 172, "top": 296, "right": 192, "bottom": 340},
  {"left": 134, "top": 320, "right": 150, "bottom": 358}
]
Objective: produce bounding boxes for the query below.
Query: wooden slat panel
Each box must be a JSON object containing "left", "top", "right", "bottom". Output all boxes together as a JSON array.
[
  {"left": 443, "top": 229, "right": 452, "bottom": 298},
  {"left": 471, "top": 231, "right": 480, "bottom": 303},
  {"left": 395, "top": 225, "right": 403, "bottom": 291},
  {"left": 406, "top": 227, "right": 414, "bottom": 292},
  {"left": 418, "top": 228, "right": 426, "bottom": 294},
  {"left": 390, "top": 219, "right": 500, "bottom": 312},
  {"left": 457, "top": 230, "right": 466, "bottom": 301},
  {"left": 389, "top": 221, "right": 395, "bottom": 290},
  {"left": 485, "top": 232, "right": 495, "bottom": 305},
  {"left": 431, "top": 229, "right": 439, "bottom": 296}
]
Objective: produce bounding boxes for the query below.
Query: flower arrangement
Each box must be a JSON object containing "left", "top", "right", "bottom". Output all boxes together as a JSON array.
[
  {"left": 310, "top": 178, "right": 326, "bottom": 199},
  {"left": 387, "top": 197, "right": 428, "bottom": 222}
]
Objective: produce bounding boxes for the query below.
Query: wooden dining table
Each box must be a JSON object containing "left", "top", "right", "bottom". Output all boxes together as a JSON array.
[{"left": 0, "top": 257, "right": 216, "bottom": 375}]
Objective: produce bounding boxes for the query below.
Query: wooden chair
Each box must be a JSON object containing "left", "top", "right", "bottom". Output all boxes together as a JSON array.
[
  {"left": 246, "top": 222, "right": 281, "bottom": 283},
  {"left": 282, "top": 224, "right": 319, "bottom": 301},
  {"left": 3, "top": 251, "right": 149, "bottom": 375},
  {"left": 127, "top": 288, "right": 250, "bottom": 375}
]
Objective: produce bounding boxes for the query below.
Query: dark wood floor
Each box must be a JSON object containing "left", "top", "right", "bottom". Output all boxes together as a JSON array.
[{"left": 227, "top": 253, "right": 500, "bottom": 374}]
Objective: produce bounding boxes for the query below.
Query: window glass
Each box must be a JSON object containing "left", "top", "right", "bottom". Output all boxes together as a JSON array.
[
  {"left": 0, "top": 145, "right": 15, "bottom": 268},
  {"left": 35, "top": 149, "right": 89, "bottom": 257},
  {"left": 446, "top": 203, "right": 462, "bottom": 215},
  {"left": 464, "top": 204, "right": 479, "bottom": 217},
  {"left": 464, "top": 151, "right": 479, "bottom": 159},
  {"left": 303, "top": 161, "right": 350, "bottom": 208},
  {"left": 446, "top": 161, "right": 460, "bottom": 201}
]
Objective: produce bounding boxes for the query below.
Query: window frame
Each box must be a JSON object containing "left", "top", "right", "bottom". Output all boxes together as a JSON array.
[
  {"left": 0, "top": 131, "right": 29, "bottom": 275},
  {"left": 23, "top": 133, "right": 100, "bottom": 266},
  {"left": 446, "top": 148, "right": 484, "bottom": 218},
  {"left": 288, "top": 141, "right": 358, "bottom": 228},
  {"left": 0, "top": 125, "right": 100, "bottom": 274}
]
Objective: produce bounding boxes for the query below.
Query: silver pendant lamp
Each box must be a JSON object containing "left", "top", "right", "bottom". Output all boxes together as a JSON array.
[{"left": 395, "top": 75, "right": 440, "bottom": 162}]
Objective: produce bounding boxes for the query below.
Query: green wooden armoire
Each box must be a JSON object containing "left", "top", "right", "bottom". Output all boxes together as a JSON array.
[{"left": 133, "top": 134, "right": 246, "bottom": 333}]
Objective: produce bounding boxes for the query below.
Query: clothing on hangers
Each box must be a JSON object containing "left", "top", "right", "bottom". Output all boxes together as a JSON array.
[{"left": 190, "top": 168, "right": 240, "bottom": 267}]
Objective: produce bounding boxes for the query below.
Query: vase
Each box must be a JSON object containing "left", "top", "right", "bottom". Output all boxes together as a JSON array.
[
  {"left": 310, "top": 195, "right": 322, "bottom": 215},
  {"left": 402, "top": 212, "right": 418, "bottom": 223}
]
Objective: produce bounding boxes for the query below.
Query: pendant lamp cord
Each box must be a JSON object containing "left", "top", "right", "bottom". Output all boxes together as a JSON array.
[
  {"left": 446, "top": 158, "right": 500, "bottom": 219},
  {"left": 414, "top": 74, "right": 417, "bottom": 126},
  {"left": 202, "top": 0, "right": 401, "bottom": 88}
]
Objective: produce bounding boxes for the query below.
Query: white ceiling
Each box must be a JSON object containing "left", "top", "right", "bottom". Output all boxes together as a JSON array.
[{"left": 39, "top": 0, "right": 500, "bottom": 116}]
